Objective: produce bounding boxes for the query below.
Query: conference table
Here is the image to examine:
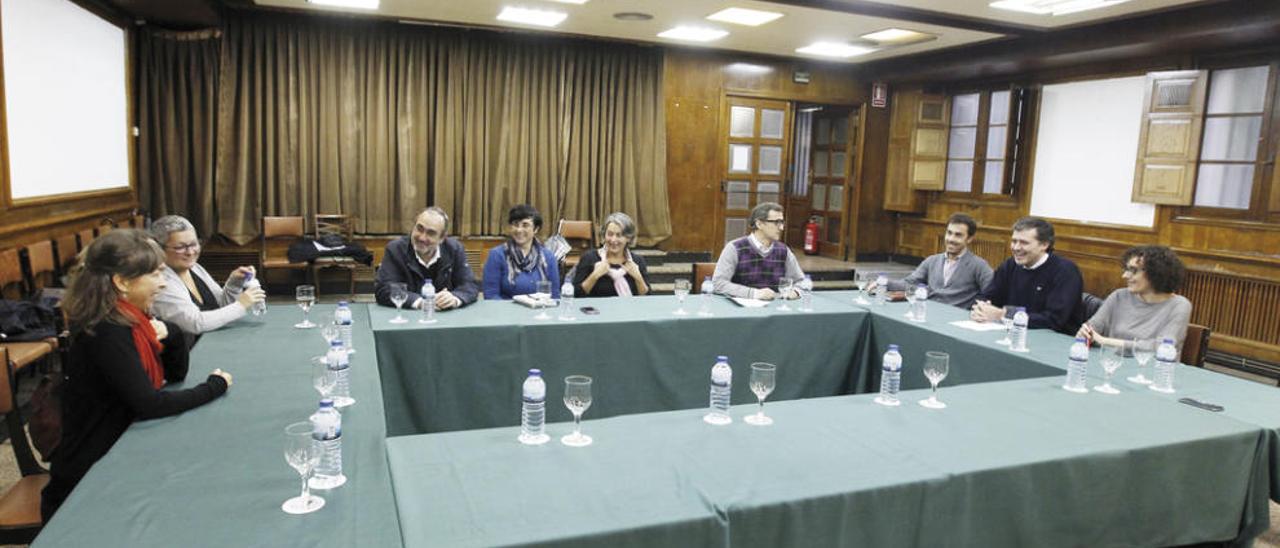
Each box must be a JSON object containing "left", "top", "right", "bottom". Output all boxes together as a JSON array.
[{"left": 33, "top": 292, "right": 1280, "bottom": 547}]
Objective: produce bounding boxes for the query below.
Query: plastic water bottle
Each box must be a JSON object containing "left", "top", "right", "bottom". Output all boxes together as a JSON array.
[
  {"left": 1063, "top": 337, "right": 1090, "bottom": 393},
  {"left": 559, "top": 282, "right": 575, "bottom": 321},
  {"left": 1010, "top": 307, "right": 1028, "bottom": 352},
  {"left": 419, "top": 282, "right": 436, "bottom": 324},
  {"left": 800, "top": 275, "right": 814, "bottom": 312},
  {"left": 875, "top": 345, "right": 903, "bottom": 406},
  {"left": 334, "top": 301, "right": 354, "bottom": 353},
  {"left": 698, "top": 276, "right": 714, "bottom": 316},
  {"left": 875, "top": 274, "right": 889, "bottom": 305},
  {"left": 704, "top": 356, "right": 732, "bottom": 425},
  {"left": 518, "top": 369, "right": 549, "bottom": 445},
  {"left": 1151, "top": 337, "right": 1178, "bottom": 393},
  {"left": 243, "top": 272, "right": 266, "bottom": 316},
  {"left": 911, "top": 284, "right": 928, "bottom": 322},
  {"left": 326, "top": 339, "right": 354, "bottom": 407},
  {"left": 309, "top": 398, "right": 346, "bottom": 489}
]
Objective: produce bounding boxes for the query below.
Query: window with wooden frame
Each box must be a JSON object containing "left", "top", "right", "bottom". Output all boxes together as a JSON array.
[
  {"left": 941, "top": 89, "right": 1026, "bottom": 198},
  {"left": 1190, "top": 65, "right": 1274, "bottom": 215}
]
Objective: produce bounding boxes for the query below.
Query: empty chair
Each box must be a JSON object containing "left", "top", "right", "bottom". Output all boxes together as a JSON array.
[
  {"left": 1182, "top": 323, "right": 1211, "bottom": 367},
  {"left": 312, "top": 214, "right": 359, "bottom": 297},
  {"left": 0, "top": 249, "right": 56, "bottom": 374},
  {"left": 557, "top": 220, "right": 594, "bottom": 272},
  {"left": 260, "top": 216, "right": 308, "bottom": 286},
  {"left": 0, "top": 348, "right": 50, "bottom": 544},
  {"left": 53, "top": 233, "right": 79, "bottom": 277},
  {"left": 24, "top": 241, "right": 56, "bottom": 293},
  {"left": 1081, "top": 292, "right": 1104, "bottom": 322},
  {"left": 76, "top": 229, "right": 95, "bottom": 252},
  {"left": 691, "top": 262, "right": 716, "bottom": 294}
]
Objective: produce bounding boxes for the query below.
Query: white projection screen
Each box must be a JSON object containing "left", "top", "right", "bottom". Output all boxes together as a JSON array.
[
  {"left": 1029, "top": 75, "right": 1156, "bottom": 228},
  {"left": 2, "top": 0, "right": 130, "bottom": 201}
]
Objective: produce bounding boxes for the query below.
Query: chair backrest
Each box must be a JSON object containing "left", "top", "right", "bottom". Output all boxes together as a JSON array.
[
  {"left": 0, "top": 348, "right": 10, "bottom": 414},
  {"left": 54, "top": 233, "right": 79, "bottom": 271},
  {"left": 262, "top": 216, "right": 305, "bottom": 265},
  {"left": 97, "top": 223, "right": 114, "bottom": 235},
  {"left": 130, "top": 214, "right": 145, "bottom": 229},
  {"left": 77, "top": 228, "right": 95, "bottom": 251},
  {"left": 1182, "top": 323, "right": 1211, "bottom": 367},
  {"left": 1081, "top": 292, "right": 1104, "bottom": 321},
  {"left": 315, "top": 214, "right": 354, "bottom": 240},
  {"left": 691, "top": 262, "right": 716, "bottom": 294},
  {"left": 559, "top": 220, "right": 594, "bottom": 247},
  {"left": 0, "top": 248, "right": 24, "bottom": 299},
  {"left": 25, "top": 240, "right": 55, "bottom": 291}
]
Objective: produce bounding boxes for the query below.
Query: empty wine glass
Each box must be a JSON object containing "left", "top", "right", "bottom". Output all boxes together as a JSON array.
[
  {"left": 853, "top": 271, "right": 871, "bottom": 305},
  {"left": 919, "top": 351, "right": 950, "bottom": 409},
  {"left": 533, "top": 280, "right": 553, "bottom": 320},
  {"left": 561, "top": 375, "right": 593, "bottom": 447},
  {"left": 1094, "top": 341, "right": 1126, "bottom": 395},
  {"left": 388, "top": 283, "right": 409, "bottom": 324},
  {"left": 697, "top": 276, "right": 714, "bottom": 317},
  {"left": 320, "top": 323, "right": 339, "bottom": 347},
  {"left": 776, "top": 279, "right": 794, "bottom": 311},
  {"left": 281, "top": 422, "right": 325, "bottom": 515},
  {"left": 745, "top": 362, "right": 776, "bottom": 426},
  {"left": 995, "top": 305, "right": 1017, "bottom": 346},
  {"left": 672, "top": 278, "right": 691, "bottom": 316},
  {"left": 798, "top": 277, "right": 814, "bottom": 312},
  {"left": 294, "top": 285, "right": 316, "bottom": 329},
  {"left": 1128, "top": 338, "right": 1155, "bottom": 385},
  {"left": 904, "top": 285, "right": 917, "bottom": 319},
  {"left": 311, "top": 356, "right": 336, "bottom": 399}
]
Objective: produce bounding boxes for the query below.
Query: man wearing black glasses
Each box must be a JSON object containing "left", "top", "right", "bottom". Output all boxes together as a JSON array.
[{"left": 712, "top": 202, "right": 809, "bottom": 301}]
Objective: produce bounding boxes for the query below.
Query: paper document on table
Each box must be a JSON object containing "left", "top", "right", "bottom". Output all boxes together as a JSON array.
[
  {"left": 513, "top": 295, "right": 558, "bottom": 309},
  {"left": 728, "top": 297, "right": 770, "bottom": 308},
  {"left": 949, "top": 320, "right": 1007, "bottom": 332}
]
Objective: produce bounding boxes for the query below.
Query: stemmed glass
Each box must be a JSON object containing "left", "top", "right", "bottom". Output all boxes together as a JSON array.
[
  {"left": 1094, "top": 341, "right": 1126, "bottom": 395},
  {"left": 919, "top": 351, "right": 950, "bottom": 409},
  {"left": 561, "top": 376, "right": 593, "bottom": 447},
  {"left": 386, "top": 284, "right": 407, "bottom": 322},
  {"left": 533, "top": 280, "right": 553, "bottom": 320},
  {"left": 745, "top": 362, "right": 776, "bottom": 426},
  {"left": 904, "top": 285, "right": 918, "bottom": 319},
  {"left": 311, "top": 356, "right": 336, "bottom": 399},
  {"left": 798, "top": 277, "right": 814, "bottom": 312},
  {"left": 697, "top": 276, "right": 714, "bottom": 317},
  {"left": 281, "top": 422, "right": 325, "bottom": 514},
  {"left": 672, "top": 278, "right": 691, "bottom": 316},
  {"left": 776, "top": 279, "right": 794, "bottom": 311},
  {"left": 853, "top": 272, "right": 871, "bottom": 306},
  {"left": 294, "top": 285, "right": 316, "bottom": 329},
  {"left": 320, "top": 323, "right": 340, "bottom": 347},
  {"left": 995, "top": 305, "right": 1017, "bottom": 346},
  {"left": 1128, "top": 338, "right": 1155, "bottom": 385}
]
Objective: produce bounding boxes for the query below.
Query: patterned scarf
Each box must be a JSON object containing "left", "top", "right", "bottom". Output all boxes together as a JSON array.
[
  {"left": 116, "top": 299, "right": 165, "bottom": 389},
  {"left": 505, "top": 238, "right": 547, "bottom": 284},
  {"left": 599, "top": 247, "right": 633, "bottom": 297}
]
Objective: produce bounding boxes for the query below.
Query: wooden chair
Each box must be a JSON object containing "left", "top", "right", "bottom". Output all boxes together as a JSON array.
[
  {"left": 1182, "top": 323, "right": 1211, "bottom": 367},
  {"left": 24, "top": 241, "right": 56, "bottom": 292},
  {"left": 0, "top": 249, "right": 56, "bottom": 374},
  {"left": 557, "top": 220, "right": 594, "bottom": 272},
  {"left": 53, "top": 233, "right": 79, "bottom": 277},
  {"left": 312, "top": 214, "right": 359, "bottom": 297},
  {"left": 1081, "top": 292, "right": 1104, "bottom": 321},
  {"left": 76, "top": 228, "right": 95, "bottom": 252},
  {"left": 0, "top": 348, "right": 50, "bottom": 544},
  {"left": 261, "top": 217, "right": 308, "bottom": 287},
  {"left": 130, "top": 214, "right": 145, "bottom": 229},
  {"left": 691, "top": 262, "right": 716, "bottom": 294}
]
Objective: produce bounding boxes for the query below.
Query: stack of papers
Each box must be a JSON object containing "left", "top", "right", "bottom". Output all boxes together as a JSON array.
[
  {"left": 949, "top": 320, "right": 1007, "bottom": 332},
  {"left": 513, "top": 295, "right": 557, "bottom": 308}
]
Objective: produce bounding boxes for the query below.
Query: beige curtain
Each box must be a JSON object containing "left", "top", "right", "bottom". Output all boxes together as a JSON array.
[{"left": 200, "top": 12, "right": 670, "bottom": 245}]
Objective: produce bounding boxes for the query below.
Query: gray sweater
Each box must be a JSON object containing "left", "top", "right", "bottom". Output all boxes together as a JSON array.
[
  {"left": 1086, "top": 289, "right": 1192, "bottom": 349},
  {"left": 900, "top": 251, "right": 994, "bottom": 309}
]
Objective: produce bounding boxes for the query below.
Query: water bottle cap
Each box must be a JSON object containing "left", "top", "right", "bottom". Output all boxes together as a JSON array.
[
  {"left": 243, "top": 271, "right": 253, "bottom": 282},
  {"left": 330, "top": 339, "right": 344, "bottom": 347},
  {"left": 319, "top": 398, "right": 334, "bottom": 408},
  {"left": 704, "top": 276, "right": 711, "bottom": 281},
  {"left": 1162, "top": 337, "right": 1174, "bottom": 344},
  {"left": 338, "top": 300, "right": 349, "bottom": 306},
  {"left": 528, "top": 369, "right": 541, "bottom": 376},
  {"left": 1075, "top": 337, "right": 1086, "bottom": 342},
  {"left": 888, "top": 344, "right": 899, "bottom": 351},
  {"left": 716, "top": 355, "right": 728, "bottom": 362}
]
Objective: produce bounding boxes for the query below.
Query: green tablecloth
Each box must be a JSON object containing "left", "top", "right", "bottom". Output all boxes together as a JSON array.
[
  {"left": 387, "top": 377, "right": 1270, "bottom": 547},
  {"left": 370, "top": 295, "right": 870, "bottom": 435},
  {"left": 34, "top": 305, "right": 402, "bottom": 548}
]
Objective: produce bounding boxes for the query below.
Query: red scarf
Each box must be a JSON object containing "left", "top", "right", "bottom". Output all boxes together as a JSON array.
[{"left": 117, "top": 299, "right": 165, "bottom": 389}]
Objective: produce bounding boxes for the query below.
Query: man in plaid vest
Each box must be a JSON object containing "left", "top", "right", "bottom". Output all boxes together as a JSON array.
[{"left": 711, "top": 202, "right": 809, "bottom": 300}]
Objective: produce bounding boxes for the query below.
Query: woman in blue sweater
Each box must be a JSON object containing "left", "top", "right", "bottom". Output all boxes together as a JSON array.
[{"left": 483, "top": 204, "right": 561, "bottom": 300}]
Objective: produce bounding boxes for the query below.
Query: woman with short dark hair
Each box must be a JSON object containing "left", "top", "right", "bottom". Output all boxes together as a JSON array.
[
  {"left": 43, "top": 230, "right": 232, "bottom": 520},
  {"left": 482, "top": 204, "right": 561, "bottom": 300},
  {"left": 1078, "top": 245, "right": 1192, "bottom": 349}
]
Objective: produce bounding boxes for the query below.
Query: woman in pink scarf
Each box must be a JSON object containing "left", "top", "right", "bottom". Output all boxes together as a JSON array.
[{"left": 572, "top": 212, "right": 650, "bottom": 298}]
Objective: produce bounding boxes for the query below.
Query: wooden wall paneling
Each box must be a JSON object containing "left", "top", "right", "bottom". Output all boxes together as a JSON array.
[
  {"left": 883, "top": 90, "right": 925, "bottom": 213},
  {"left": 908, "top": 95, "right": 949, "bottom": 191},
  {"left": 1131, "top": 71, "right": 1207, "bottom": 205},
  {"left": 855, "top": 101, "right": 896, "bottom": 256}
]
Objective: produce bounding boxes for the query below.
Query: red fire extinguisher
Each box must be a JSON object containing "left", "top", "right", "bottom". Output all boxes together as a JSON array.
[{"left": 803, "top": 216, "right": 820, "bottom": 255}]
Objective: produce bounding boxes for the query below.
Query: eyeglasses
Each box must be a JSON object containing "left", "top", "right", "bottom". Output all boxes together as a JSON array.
[
  {"left": 761, "top": 219, "right": 786, "bottom": 227},
  {"left": 1122, "top": 266, "right": 1142, "bottom": 275},
  {"left": 166, "top": 242, "right": 201, "bottom": 253}
]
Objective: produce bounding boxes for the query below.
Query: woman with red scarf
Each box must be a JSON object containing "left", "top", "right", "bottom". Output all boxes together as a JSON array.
[{"left": 42, "top": 230, "right": 233, "bottom": 521}]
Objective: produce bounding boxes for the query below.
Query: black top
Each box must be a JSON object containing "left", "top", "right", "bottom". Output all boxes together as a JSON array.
[
  {"left": 977, "top": 253, "right": 1085, "bottom": 335},
  {"left": 571, "top": 250, "right": 649, "bottom": 298},
  {"left": 188, "top": 274, "right": 220, "bottom": 312},
  {"left": 374, "top": 237, "right": 480, "bottom": 309},
  {"left": 42, "top": 320, "right": 228, "bottom": 521}
]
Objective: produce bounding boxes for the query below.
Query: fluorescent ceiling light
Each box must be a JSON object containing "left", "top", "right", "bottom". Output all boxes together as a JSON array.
[
  {"left": 860, "top": 28, "right": 936, "bottom": 45},
  {"left": 307, "top": 0, "right": 379, "bottom": 8},
  {"left": 989, "top": 0, "right": 1132, "bottom": 16},
  {"left": 706, "top": 7, "right": 784, "bottom": 26},
  {"left": 657, "top": 26, "right": 729, "bottom": 42},
  {"left": 496, "top": 6, "right": 568, "bottom": 27},
  {"left": 795, "top": 42, "right": 876, "bottom": 58},
  {"left": 546, "top": 0, "right": 589, "bottom": 4}
]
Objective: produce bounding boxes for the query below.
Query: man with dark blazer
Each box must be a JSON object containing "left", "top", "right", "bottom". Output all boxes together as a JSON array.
[{"left": 374, "top": 206, "right": 479, "bottom": 310}]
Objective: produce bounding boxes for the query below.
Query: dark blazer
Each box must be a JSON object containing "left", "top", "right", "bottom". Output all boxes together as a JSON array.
[{"left": 374, "top": 237, "right": 479, "bottom": 309}]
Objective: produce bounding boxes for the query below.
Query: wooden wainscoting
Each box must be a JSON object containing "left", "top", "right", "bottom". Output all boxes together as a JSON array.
[{"left": 1182, "top": 269, "right": 1280, "bottom": 361}]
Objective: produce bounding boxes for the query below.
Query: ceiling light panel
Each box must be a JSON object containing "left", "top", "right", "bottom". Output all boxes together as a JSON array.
[
  {"left": 546, "top": 0, "right": 589, "bottom": 4},
  {"left": 496, "top": 6, "right": 568, "bottom": 27},
  {"left": 706, "top": 7, "right": 784, "bottom": 26},
  {"left": 307, "top": 0, "right": 379, "bottom": 8},
  {"left": 989, "top": 0, "right": 1132, "bottom": 16},
  {"left": 795, "top": 42, "right": 876, "bottom": 58},
  {"left": 657, "top": 26, "right": 729, "bottom": 42},
  {"left": 861, "top": 28, "right": 936, "bottom": 45}
]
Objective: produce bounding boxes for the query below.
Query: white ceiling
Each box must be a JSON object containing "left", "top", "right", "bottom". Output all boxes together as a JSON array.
[{"left": 253, "top": 0, "right": 1207, "bottom": 62}]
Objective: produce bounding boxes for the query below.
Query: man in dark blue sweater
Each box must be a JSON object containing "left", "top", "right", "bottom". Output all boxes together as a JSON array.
[{"left": 970, "top": 217, "right": 1084, "bottom": 335}]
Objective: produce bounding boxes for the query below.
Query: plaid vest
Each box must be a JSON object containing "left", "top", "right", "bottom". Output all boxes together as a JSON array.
[{"left": 730, "top": 236, "right": 789, "bottom": 290}]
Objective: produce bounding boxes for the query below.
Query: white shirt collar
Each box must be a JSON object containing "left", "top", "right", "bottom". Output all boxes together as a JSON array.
[
  {"left": 945, "top": 249, "right": 967, "bottom": 262},
  {"left": 1022, "top": 252, "right": 1050, "bottom": 271},
  {"left": 748, "top": 233, "right": 774, "bottom": 255},
  {"left": 416, "top": 248, "right": 440, "bottom": 270}
]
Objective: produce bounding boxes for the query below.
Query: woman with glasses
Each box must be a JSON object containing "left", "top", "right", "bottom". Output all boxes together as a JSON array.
[
  {"left": 1077, "top": 245, "right": 1192, "bottom": 349},
  {"left": 149, "top": 215, "right": 265, "bottom": 347},
  {"left": 483, "top": 204, "right": 561, "bottom": 300}
]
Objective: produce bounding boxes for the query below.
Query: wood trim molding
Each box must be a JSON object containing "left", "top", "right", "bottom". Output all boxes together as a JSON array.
[{"left": 9, "top": 187, "right": 133, "bottom": 208}]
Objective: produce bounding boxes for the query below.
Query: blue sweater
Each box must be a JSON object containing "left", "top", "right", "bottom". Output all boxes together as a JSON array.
[
  {"left": 482, "top": 245, "right": 561, "bottom": 300},
  {"left": 977, "top": 253, "right": 1084, "bottom": 335}
]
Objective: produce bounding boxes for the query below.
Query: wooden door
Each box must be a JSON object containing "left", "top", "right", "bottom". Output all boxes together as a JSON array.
[
  {"left": 719, "top": 97, "right": 792, "bottom": 245},
  {"left": 807, "top": 107, "right": 859, "bottom": 258}
]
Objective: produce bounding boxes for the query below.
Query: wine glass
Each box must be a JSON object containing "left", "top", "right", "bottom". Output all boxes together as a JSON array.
[
  {"left": 1094, "top": 341, "right": 1125, "bottom": 395},
  {"left": 853, "top": 271, "right": 871, "bottom": 305},
  {"left": 320, "top": 323, "right": 339, "bottom": 348},
  {"left": 904, "top": 284, "right": 917, "bottom": 319},
  {"left": 311, "top": 356, "right": 336, "bottom": 399},
  {"left": 672, "top": 278, "right": 691, "bottom": 316},
  {"left": 388, "top": 283, "right": 409, "bottom": 324},
  {"left": 995, "top": 305, "right": 1017, "bottom": 346},
  {"left": 918, "top": 351, "right": 950, "bottom": 409},
  {"left": 1128, "top": 338, "right": 1155, "bottom": 385},
  {"left": 561, "top": 375, "right": 593, "bottom": 447},
  {"left": 281, "top": 422, "right": 325, "bottom": 514},
  {"left": 533, "top": 280, "right": 553, "bottom": 321},
  {"left": 745, "top": 362, "right": 776, "bottom": 426},
  {"left": 776, "top": 279, "right": 794, "bottom": 311},
  {"left": 697, "top": 276, "right": 714, "bottom": 317},
  {"left": 294, "top": 285, "right": 316, "bottom": 329},
  {"left": 798, "top": 277, "right": 814, "bottom": 312}
]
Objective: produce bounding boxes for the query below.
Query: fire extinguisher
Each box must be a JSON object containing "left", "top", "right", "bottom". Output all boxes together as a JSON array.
[{"left": 803, "top": 216, "right": 820, "bottom": 255}]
